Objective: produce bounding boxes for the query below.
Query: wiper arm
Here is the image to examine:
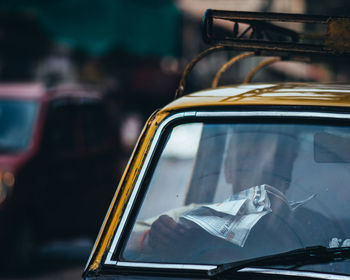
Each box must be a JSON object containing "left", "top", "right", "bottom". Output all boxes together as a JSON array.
[{"left": 209, "top": 246, "right": 350, "bottom": 277}]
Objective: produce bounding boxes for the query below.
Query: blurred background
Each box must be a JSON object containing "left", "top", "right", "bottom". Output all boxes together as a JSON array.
[{"left": 0, "top": 0, "right": 349, "bottom": 279}]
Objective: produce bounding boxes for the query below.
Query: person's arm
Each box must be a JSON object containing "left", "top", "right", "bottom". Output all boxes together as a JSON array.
[
  {"left": 126, "top": 204, "right": 199, "bottom": 254},
  {"left": 126, "top": 215, "right": 186, "bottom": 254},
  {"left": 142, "top": 215, "right": 185, "bottom": 252}
]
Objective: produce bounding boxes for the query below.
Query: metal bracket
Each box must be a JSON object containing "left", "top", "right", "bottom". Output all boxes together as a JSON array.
[{"left": 202, "top": 9, "right": 350, "bottom": 58}]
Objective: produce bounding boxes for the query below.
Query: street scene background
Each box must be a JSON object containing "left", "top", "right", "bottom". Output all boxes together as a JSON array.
[{"left": 0, "top": 0, "right": 349, "bottom": 279}]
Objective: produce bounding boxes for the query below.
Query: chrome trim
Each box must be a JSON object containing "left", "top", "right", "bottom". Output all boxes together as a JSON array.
[
  {"left": 85, "top": 182, "right": 123, "bottom": 270},
  {"left": 105, "top": 110, "right": 350, "bottom": 269},
  {"left": 86, "top": 122, "right": 146, "bottom": 269},
  {"left": 240, "top": 267, "right": 350, "bottom": 280},
  {"left": 105, "top": 258, "right": 117, "bottom": 265},
  {"left": 116, "top": 261, "right": 216, "bottom": 270},
  {"left": 105, "top": 112, "right": 188, "bottom": 263},
  {"left": 196, "top": 111, "right": 350, "bottom": 119}
]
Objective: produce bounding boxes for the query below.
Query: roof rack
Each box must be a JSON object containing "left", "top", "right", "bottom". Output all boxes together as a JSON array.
[
  {"left": 174, "top": 10, "right": 350, "bottom": 99},
  {"left": 203, "top": 9, "right": 350, "bottom": 57}
]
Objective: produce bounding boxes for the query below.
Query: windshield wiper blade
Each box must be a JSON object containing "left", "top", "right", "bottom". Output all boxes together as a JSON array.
[{"left": 209, "top": 246, "right": 350, "bottom": 277}]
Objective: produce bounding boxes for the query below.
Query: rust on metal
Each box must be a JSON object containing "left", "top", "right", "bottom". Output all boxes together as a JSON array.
[
  {"left": 174, "top": 45, "right": 226, "bottom": 99},
  {"left": 174, "top": 10, "right": 350, "bottom": 100},
  {"left": 202, "top": 9, "right": 350, "bottom": 57},
  {"left": 211, "top": 52, "right": 254, "bottom": 88},
  {"left": 326, "top": 18, "right": 350, "bottom": 53},
  {"left": 244, "top": 57, "right": 281, "bottom": 84}
]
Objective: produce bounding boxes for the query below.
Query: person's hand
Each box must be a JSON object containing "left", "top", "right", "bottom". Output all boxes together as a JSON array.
[{"left": 146, "top": 215, "right": 186, "bottom": 252}]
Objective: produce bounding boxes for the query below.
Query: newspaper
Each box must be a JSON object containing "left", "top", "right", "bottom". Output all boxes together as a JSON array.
[{"left": 179, "top": 184, "right": 315, "bottom": 247}]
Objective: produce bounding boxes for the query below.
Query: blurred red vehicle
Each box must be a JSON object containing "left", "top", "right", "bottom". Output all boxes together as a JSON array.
[{"left": 0, "top": 83, "right": 118, "bottom": 265}]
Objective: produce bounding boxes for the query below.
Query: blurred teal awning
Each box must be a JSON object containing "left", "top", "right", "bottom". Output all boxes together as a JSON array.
[{"left": 0, "top": 0, "right": 181, "bottom": 56}]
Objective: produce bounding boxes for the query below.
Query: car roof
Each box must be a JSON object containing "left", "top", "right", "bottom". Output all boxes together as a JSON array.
[
  {"left": 163, "top": 83, "right": 350, "bottom": 112},
  {"left": 0, "top": 83, "right": 46, "bottom": 100},
  {"left": 47, "top": 83, "right": 101, "bottom": 101},
  {"left": 0, "top": 83, "right": 101, "bottom": 101}
]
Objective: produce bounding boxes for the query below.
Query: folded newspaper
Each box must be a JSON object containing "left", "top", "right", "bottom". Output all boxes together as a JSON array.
[{"left": 179, "top": 184, "right": 315, "bottom": 247}]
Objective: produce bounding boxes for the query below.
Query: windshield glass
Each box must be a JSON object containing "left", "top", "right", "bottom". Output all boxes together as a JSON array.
[
  {"left": 0, "top": 99, "right": 38, "bottom": 152},
  {"left": 122, "top": 120, "right": 350, "bottom": 275}
]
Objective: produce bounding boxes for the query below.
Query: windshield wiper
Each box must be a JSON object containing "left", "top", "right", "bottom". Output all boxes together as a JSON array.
[{"left": 209, "top": 246, "right": 350, "bottom": 277}]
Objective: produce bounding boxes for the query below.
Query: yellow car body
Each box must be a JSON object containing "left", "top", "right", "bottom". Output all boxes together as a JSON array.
[{"left": 84, "top": 82, "right": 350, "bottom": 278}]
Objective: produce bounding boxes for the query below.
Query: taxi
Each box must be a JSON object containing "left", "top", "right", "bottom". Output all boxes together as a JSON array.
[{"left": 84, "top": 10, "right": 350, "bottom": 279}]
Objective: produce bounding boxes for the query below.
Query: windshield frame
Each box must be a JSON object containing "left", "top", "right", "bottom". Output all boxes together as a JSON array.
[{"left": 102, "top": 109, "right": 350, "bottom": 274}]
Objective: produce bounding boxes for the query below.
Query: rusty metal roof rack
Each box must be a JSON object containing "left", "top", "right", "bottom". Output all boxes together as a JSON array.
[
  {"left": 202, "top": 9, "right": 350, "bottom": 58},
  {"left": 175, "top": 9, "right": 350, "bottom": 99}
]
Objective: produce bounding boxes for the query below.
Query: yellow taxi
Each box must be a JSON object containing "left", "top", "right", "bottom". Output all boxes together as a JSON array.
[{"left": 84, "top": 10, "right": 350, "bottom": 280}]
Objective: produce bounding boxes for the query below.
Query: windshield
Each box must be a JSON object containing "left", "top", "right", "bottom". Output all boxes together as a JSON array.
[
  {"left": 121, "top": 120, "right": 350, "bottom": 275},
  {"left": 0, "top": 99, "right": 38, "bottom": 152}
]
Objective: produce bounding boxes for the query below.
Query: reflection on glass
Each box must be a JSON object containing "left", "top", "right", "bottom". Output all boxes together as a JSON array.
[
  {"left": 0, "top": 100, "right": 38, "bottom": 152},
  {"left": 122, "top": 122, "right": 350, "bottom": 275}
]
